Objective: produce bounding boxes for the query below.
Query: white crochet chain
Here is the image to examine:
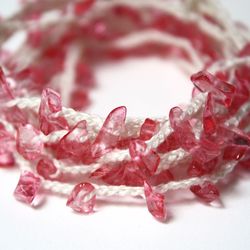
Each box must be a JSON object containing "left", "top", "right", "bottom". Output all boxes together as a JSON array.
[{"left": 1, "top": 0, "right": 250, "bottom": 199}]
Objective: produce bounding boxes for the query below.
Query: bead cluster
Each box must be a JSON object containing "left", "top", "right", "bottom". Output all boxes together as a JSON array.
[{"left": 0, "top": 0, "right": 250, "bottom": 222}]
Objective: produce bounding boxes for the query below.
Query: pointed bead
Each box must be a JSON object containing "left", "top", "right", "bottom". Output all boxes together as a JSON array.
[
  {"left": 67, "top": 183, "right": 96, "bottom": 214},
  {"left": 36, "top": 158, "right": 57, "bottom": 179},
  {"left": 39, "top": 88, "right": 69, "bottom": 135},
  {"left": 91, "top": 106, "right": 127, "bottom": 158},
  {"left": 191, "top": 71, "right": 235, "bottom": 107},
  {"left": 190, "top": 181, "right": 220, "bottom": 203},
  {"left": 91, "top": 161, "right": 145, "bottom": 186},
  {"left": 14, "top": 171, "right": 41, "bottom": 204},
  {"left": 56, "top": 120, "right": 91, "bottom": 162},
  {"left": 16, "top": 124, "right": 44, "bottom": 160},
  {"left": 139, "top": 118, "right": 158, "bottom": 141},
  {"left": 144, "top": 181, "right": 166, "bottom": 221}
]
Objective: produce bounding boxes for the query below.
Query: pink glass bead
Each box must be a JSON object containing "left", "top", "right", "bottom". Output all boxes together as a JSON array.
[
  {"left": 223, "top": 145, "right": 247, "bottom": 160},
  {"left": 190, "top": 181, "right": 220, "bottom": 203},
  {"left": 139, "top": 118, "right": 158, "bottom": 141},
  {"left": 16, "top": 124, "right": 44, "bottom": 160},
  {"left": 39, "top": 88, "right": 69, "bottom": 135},
  {"left": 169, "top": 107, "right": 197, "bottom": 151},
  {"left": 56, "top": 120, "right": 91, "bottom": 162},
  {"left": 203, "top": 93, "right": 217, "bottom": 135},
  {"left": 14, "top": 171, "right": 41, "bottom": 204},
  {"left": 191, "top": 71, "right": 235, "bottom": 107},
  {"left": 36, "top": 158, "right": 57, "bottom": 179},
  {"left": 157, "top": 132, "right": 179, "bottom": 153},
  {"left": 91, "top": 106, "right": 127, "bottom": 158},
  {"left": 129, "top": 140, "right": 160, "bottom": 176},
  {"left": 148, "top": 169, "right": 174, "bottom": 186},
  {"left": 91, "top": 161, "right": 145, "bottom": 186},
  {"left": 187, "top": 161, "right": 206, "bottom": 177},
  {"left": 144, "top": 181, "right": 166, "bottom": 221},
  {"left": 67, "top": 182, "right": 96, "bottom": 214}
]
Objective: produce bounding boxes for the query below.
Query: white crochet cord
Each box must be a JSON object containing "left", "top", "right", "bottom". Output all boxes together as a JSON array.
[{"left": 1, "top": 0, "right": 250, "bottom": 200}]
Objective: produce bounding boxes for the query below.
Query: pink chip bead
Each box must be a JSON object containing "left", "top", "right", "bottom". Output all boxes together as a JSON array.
[
  {"left": 14, "top": 171, "right": 41, "bottom": 204},
  {"left": 36, "top": 158, "right": 57, "bottom": 180},
  {"left": 16, "top": 124, "right": 44, "bottom": 160},
  {"left": 139, "top": 118, "right": 158, "bottom": 141},
  {"left": 91, "top": 106, "right": 127, "bottom": 158},
  {"left": 190, "top": 181, "right": 220, "bottom": 203},
  {"left": 67, "top": 183, "right": 96, "bottom": 214},
  {"left": 144, "top": 181, "right": 166, "bottom": 221}
]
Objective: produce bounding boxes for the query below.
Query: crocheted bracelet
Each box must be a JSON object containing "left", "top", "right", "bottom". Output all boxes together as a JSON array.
[{"left": 0, "top": 0, "right": 250, "bottom": 222}]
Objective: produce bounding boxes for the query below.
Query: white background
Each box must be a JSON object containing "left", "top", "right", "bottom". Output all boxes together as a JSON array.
[{"left": 0, "top": 1, "right": 250, "bottom": 250}]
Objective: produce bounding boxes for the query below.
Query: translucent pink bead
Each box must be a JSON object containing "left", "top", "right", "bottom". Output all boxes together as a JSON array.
[
  {"left": 157, "top": 132, "right": 179, "bottom": 153},
  {"left": 139, "top": 118, "right": 158, "bottom": 141},
  {"left": 144, "top": 181, "right": 166, "bottom": 221},
  {"left": 36, "top": 158, "right": 57, "bottom": 179},
  {"left": 67, "top": 183, "right": 96, "bottom": 214},
  {"left": 190, "top": 181, "right": 220, "bottom": 203},
  {"left": 56, "top": 120, "right": 91, "bottom": 162},
  {"left": 91, "top": 106, "right": 127, "bottom": 158},
  {"left": 169, "top": 107, "right": 197, "bottom": 151},
  {"left": 39, "top": 88, "right": 69, "bottom": 135},
  {"left": 14, "top": 171, "right": 41, "bottom": 204},
  {"left": 16, "top": 124, "right": 44, "bottom": 160},
  {"left": 129, "top": 140, "right": 160, "bottom": 176},
  {"left": 91, "top": 161, "right": 145, "bottom": 186},
  {"left": 191, "top": 71, "right": 235, "bottom": 107}
]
